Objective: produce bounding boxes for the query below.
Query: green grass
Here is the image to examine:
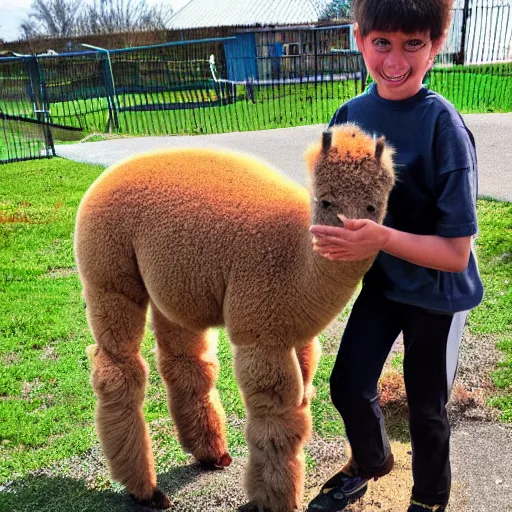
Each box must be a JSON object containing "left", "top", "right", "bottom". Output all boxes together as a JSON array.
[
  {"left": 0, "top": 160, "right": 511, "bottom": 498},
  {"left": 428, "top": 63, "right": 512, "bottom": 113},
  {"left": 471, "top": 200, "right": 512, "bottom": 335},
  {"left": 471, "top": 199, "right": 512, "bottom": 420},
  {"left": 0, "top": 159, "right": 104, "bottom": 481},
  {"left": 1, "top": 61, "right": 510, "bottom": 149},
  {"left": 2, "top": 62, "right": 510, "bottom": 165}
]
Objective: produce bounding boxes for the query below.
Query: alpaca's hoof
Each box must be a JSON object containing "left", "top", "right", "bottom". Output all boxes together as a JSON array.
[
  {"left": 130, "top": 488, "right": 171, "bottom": 510},
  {"left": 199, "top": 452, "right": 232, "bottom": 470},
  {"left": 237, "top": 502, "right": 272, "bottom": 512},
  {"left": 215, "top": 452, "right": 233, "bottom": 468}
]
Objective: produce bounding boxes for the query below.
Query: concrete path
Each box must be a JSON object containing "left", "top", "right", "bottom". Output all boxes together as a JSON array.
[
  {"left": 56, "top": 112, "right": 512, "bottom": 202},
  {"left": 450, "top": 422, "right": 512, "bottom": 512}
]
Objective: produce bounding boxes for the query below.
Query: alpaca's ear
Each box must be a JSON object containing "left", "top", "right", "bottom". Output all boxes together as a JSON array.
[
  {"left": 322, "top": 130, "right": 332, "bottom": 153},
  {"left": 375, "top": 136, "right": 386, "bottom": 162}
]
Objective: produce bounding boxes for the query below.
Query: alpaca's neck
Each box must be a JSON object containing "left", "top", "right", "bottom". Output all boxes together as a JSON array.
[
  {"left": 296, "top": 241, "right": 374, "bottom": 331},
  {"left": 310, "top": 250, "right": 373, "bottom": 306}
]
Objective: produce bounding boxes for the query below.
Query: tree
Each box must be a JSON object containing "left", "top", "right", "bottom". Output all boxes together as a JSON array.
[
  {"left": 19, "top": 0, "right": 172, "bottom": 39},
  {"left": 20, "top": 0, "right": 83, "bottom": 38},
  {"left": 319, "top": 0, "right": 351, "bottom": 21},
  {"left": 77, "top": 0, "right": 172, "bottom": 35}
]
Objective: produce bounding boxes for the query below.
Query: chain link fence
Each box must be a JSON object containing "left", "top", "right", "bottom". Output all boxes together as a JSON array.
[{"left": 1, "top": 2, "right": 511, "bottom": 164}]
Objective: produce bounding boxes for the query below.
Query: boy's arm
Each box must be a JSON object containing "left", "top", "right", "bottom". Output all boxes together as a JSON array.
[{"left": 310, "top": 218, "right": 472, "bottom": 273}]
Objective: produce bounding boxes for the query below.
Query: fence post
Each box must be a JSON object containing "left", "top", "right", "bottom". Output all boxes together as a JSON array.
[
  {"left": 359, "top": 54, "right": 368, "bottom": 93},
  {"left": 26, "top": 56, "right": 55, "bottom": 157},
  {"left": 82, "top": 44, "right": 120, "bottom": 132},
  {"left": 313, "top": 29, "right": 318, "bottom": 79},
  {"left": 456, "top": 0, "right": 471, "bottom": 65}
]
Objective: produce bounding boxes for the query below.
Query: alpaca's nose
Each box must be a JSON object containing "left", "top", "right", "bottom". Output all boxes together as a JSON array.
[{"left": 333, "top": 215, "right": 344, "bottom": 227}]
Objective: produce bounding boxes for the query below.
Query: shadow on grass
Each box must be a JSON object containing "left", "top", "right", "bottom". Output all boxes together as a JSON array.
[
  {"left": 0, "top": 463, "right": 207, "bottom": 512},
  {"left": 379, "top": 371, "right": 411, "bottom": 443},
  {"left": 382, "top": 404, "right": 410, "bottom": 443}
]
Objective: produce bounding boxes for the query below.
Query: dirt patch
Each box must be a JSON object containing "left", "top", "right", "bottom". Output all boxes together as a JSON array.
[
  {"left": 44, "top": 267, "right": 78, "bottom": 279},
  {"left": 0, "top": 351, "right": 21, "bottom": 367},
  {"left": 8, "top": 321, "right": 509, "bottom": 512},
  {"left": 0, "top": 201, "right": 64, "bottom": 225},
  {"left": 40, "top": 345, "right": 59, "bottom": 361},
  {"left": 323, "top": 310, "right": 503, "bottom": 425},
  {"left": 0, "top": 212, "right": 32, "bottom": 224}
]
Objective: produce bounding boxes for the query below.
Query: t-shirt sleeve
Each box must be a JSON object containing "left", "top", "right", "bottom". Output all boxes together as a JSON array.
[
  {"left": 435, "top": 169, "right": 478, "bottom": 237},
  {"left": 434, "top": 110, "right": 479, "bottom": 238}
]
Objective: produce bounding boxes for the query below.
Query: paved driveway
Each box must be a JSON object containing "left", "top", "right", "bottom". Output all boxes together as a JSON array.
[{"left": 56, "top": 113, "right": 512, "bottom": 202}]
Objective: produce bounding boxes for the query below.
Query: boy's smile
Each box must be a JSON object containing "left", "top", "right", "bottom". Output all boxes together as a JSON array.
[{"left": 355, "top": 29, "right": 444, "bottom": 101}]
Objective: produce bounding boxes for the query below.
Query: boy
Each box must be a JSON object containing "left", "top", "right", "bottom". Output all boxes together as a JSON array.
[{"left": 307, "top": 1, "right": 484, "bottom": 511}]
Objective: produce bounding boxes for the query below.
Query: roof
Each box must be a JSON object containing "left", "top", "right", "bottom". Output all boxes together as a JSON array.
[{"left": 168, "top": 0, "right": 332, "bottom": 30}]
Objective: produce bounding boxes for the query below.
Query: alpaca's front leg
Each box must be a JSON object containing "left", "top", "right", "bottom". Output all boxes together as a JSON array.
[
  {"left": 233, "top": 343, "right": 312, "bottom": 512},
  {"left": 296, "top": 337, "right": 321, "bottom": 405},
  {"left": 91, "top": 348, "right": 169, "bottom": 507},
  {"left": 85, "top": 288, "right": 168, "bottom": 509}
]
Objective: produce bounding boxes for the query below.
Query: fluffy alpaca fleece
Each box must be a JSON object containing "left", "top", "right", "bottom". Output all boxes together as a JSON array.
[{"left": 75, "top": 124, "right": 395, "bottom": 512}]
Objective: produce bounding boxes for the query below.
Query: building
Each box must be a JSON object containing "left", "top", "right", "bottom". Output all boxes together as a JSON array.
[{"left": 168, "top": 0, "right": 359, "bottom": 82}]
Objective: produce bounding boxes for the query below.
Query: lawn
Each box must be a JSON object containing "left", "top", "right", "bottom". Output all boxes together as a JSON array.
[
  {"left": 30, "top": 67, "right": 512, "bottom": 137},
  {"left": 428, "top": 62, "right": 512, "bottom": 113},
  {"left": 0, "top": 157, "right": 511, "bottom": 500},
  {"left": 1, "top": 62, "right": 510, "bottom": 151}
]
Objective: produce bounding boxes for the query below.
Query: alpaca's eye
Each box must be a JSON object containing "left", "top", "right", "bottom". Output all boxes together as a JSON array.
[
  {"left": 367, "top": 205, "right": 376, "bottom": 213},
  {"left": 320, "top": 200, "right": 333, "bottom": 209}
]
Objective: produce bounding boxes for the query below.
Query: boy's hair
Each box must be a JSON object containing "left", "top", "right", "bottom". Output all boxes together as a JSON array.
[{"left": 352, "top": 0, "right": 453, "bottom": 41}]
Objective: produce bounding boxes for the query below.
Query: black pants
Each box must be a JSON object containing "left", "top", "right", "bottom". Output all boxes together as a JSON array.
[{"left": 330, "top": 286, "right": 468, "bottom": 507}]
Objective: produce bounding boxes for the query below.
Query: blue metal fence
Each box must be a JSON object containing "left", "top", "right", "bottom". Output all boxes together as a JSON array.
[{"left": 1, "top": 6, "right": 511, "bottom": 164}]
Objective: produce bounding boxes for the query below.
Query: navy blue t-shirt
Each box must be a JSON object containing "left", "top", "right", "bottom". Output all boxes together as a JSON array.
[{"left": 329, "top": 83, "right": 484, "bottom": 313}]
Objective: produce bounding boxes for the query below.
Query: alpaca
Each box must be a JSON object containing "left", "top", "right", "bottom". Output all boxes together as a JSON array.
[{"left": 75, "top": 124, "right": 395, "bottom": 512}]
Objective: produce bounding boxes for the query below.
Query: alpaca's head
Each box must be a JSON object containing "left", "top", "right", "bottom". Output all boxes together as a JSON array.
[{"left": 304, "top": 124, "right": 395, "bottom": 227}]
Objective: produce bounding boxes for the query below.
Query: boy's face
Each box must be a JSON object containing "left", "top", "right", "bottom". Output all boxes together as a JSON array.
[{"left": 355, "top": 27, "right": 444, "bottom": 101}]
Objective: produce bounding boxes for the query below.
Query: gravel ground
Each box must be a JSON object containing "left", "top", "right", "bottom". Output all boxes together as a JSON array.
[{"left": 4, "top": 319, "right": 510, "bottom": 512}]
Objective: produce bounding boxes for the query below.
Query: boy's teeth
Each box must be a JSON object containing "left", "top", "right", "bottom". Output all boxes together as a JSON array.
[{"left": 385, "top": 72, "right": 408, "bottom": 81}]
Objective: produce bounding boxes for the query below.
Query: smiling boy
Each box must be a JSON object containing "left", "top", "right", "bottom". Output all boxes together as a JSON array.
[{"left": 307, "top": 1, "right": 483, "bottom": 511}]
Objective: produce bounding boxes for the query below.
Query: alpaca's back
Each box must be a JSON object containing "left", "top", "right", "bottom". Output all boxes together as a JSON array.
[{"left": 75, "top": 148, "right": 310, "bottom": 331}]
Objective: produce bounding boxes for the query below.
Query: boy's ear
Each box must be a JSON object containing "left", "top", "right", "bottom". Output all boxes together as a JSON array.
[
  {"left": 354, "top": 23, "right": 364, "bottom": 52},
  {"left": 431, "top": 33, "right": 447, "bottom": 60}
]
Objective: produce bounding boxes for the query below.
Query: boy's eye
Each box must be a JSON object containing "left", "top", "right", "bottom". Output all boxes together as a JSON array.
[
  {"left": 405, "top": 40, "right": 426, "bottom": 51},
  {"left": 372, "top": 38, "right": 390, "bottom": 50}
]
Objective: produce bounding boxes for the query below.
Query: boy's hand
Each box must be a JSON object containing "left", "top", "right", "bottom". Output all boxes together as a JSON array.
[{"left": 310, "top": 215, "right": 389, "bottom": 261}]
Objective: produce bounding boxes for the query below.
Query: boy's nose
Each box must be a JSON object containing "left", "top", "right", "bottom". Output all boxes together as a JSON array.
[{"left": 384, "top": 50, "right": 408, "bottom": 70}]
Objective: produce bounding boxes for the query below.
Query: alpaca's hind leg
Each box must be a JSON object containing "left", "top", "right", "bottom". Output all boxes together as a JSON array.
[
  {"left": 233, "top": 343, "right": 312, "bottom": 512},
  {"left": 296, "top": 336, "right": 321, "bottom": 405},
  {"left": 152, "top": 305, "right": 231, "bottom": 468},
  {"left": 85, "top": 287, "right": 169, "bottom": 509}
]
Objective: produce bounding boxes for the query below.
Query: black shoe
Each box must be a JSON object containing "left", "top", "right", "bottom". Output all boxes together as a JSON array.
[
  {"left": 307, "top": 470, "right": 368, "bottom": 511},
  {"left": 408, "top": 501, "right": 446, "bottom": 511}
]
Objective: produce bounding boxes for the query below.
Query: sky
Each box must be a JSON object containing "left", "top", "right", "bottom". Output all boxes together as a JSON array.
[{"left": 0, "top": 0, "right": 190, "bottom": 42}]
